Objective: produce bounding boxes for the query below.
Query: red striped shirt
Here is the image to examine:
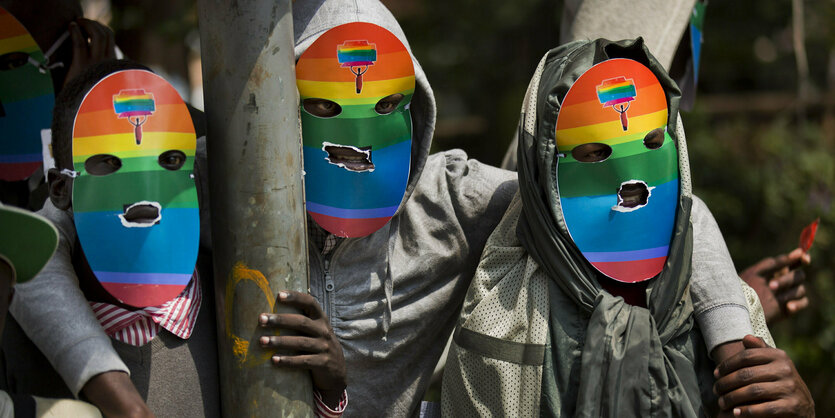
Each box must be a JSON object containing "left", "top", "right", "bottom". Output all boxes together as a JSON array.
[
  {"left": 314, "top": 389, "right": 347, "bottom": 418},
  {"left": 90, "top": 270, "right": 202, "bottom": 346}
]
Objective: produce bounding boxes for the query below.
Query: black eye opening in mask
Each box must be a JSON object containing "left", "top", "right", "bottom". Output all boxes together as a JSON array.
[
  {"left": 158, "top": 150, "right": 186, "bottom": 171},
  {"left": 84, "top": 154, "right": 122, "bottom": 176},
  {"left": 571, "top": 142, "right": 613, "bottom": 163},
  {"left": 0, "top": 52, "right": 32, "bottom": 71},
  {"left": 374, "top": 93, "right": 404, "bottom": 115},
  {"left": 302, "top": 98, "right": 342, "bottom": 118},
  {"left": 643, "top": 128, "right": 666, "bottom": 150}
]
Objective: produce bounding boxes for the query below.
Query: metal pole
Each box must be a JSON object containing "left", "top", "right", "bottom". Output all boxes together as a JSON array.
[{"left": 197, "top": 0, "right": 312, "bottom": 416}]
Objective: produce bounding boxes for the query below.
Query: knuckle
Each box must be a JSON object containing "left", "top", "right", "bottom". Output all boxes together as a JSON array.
[
  {"left": 738, "top": 368, "right": 754, "bottom": 383},
  {"left": 778, "top": 363, "right": 792, "bottom": 377},
  {"left": 748, "top": 384, "right": 765, "bottom": 398},
  {"left": 764, "top": 405, "right": 780, "bottom": 416},
  {"left": 268, "top": 315, "right": 283, "bottom": 327},
  {"left": 739, "top": 350, "right": 753, "bottom": 362}
]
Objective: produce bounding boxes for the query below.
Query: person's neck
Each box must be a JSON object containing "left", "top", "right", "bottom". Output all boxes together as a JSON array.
[{"left": 597, "top": 275, "right": 650, "bottom": 308}]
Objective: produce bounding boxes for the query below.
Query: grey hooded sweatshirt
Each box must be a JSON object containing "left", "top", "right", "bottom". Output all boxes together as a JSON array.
[{"left": 8, "top": 1, "right": 754, "bottom": 417}]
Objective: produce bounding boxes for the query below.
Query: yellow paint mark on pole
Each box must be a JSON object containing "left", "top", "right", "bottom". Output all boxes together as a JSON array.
[{"left": 226, "top": 261, "right": 279, "bottom": 367}]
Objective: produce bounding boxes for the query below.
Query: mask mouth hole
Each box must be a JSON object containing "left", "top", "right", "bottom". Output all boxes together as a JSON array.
[
  {"left": 119, "top": 201, "right": 161, "bottom": 227},
  {"left": 323, "top": 142, "right": 374, "bottom": 172},
  {"left": 617, "top": 181, "right": 649, "bottom": 209}
]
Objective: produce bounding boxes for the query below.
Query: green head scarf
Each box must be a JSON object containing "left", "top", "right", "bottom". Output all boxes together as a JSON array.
[{"left": 516, "top": 38, "right": 714, "bottom": 416}]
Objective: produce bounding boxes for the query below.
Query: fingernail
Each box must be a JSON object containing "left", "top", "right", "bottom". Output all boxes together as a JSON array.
[
  {"left": 734, "top": 407, "right": 741, "bottom": 417},
  {"left": 260, "top": 336, "right": 269, "bottom": 345},
  {"left": 718, "top": 397, "right": 725, "bottom": 409},
  {"left": 259, "top": 314, "right": 268, "bottom": 325},
  {"left": 272, "top": 355, "right": 280, "bottom": 364},
  {"left": 278, "top": 291, "right": 289, "bottom": 299},
  {"left": 713, "top": 368, "right": 719, "bottom": 378},
  {"left": 769, "top": 281, "right": 779, "bottom": 290}
]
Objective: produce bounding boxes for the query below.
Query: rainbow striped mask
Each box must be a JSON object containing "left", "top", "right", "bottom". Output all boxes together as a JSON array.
[
  {"left": 0, "top": 6, "right": 55, "bottom": 181},
  {"left": 296, "top": 22, "right": 415, "bottom": 238},
  {"left": 555, "top": 59, "right": 678, "bottom": 283},
  {"left": 71, "top": 70, "right": 199, "bottom": 307}
]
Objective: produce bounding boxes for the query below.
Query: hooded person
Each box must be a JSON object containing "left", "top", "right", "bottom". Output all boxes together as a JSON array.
[
  {"left": 3, "top": 2, "right": 774, "bottom": 417},
  {"left": 441, "top": 39, "right": 812, "bottom": 417},
  {"left": 256, "top": 1, "right": 517, "bottom": 414}
]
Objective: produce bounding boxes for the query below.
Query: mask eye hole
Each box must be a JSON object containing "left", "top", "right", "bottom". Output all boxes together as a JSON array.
[
  {"left": 374, "top": 93, "right": 404, "bottom": 115},
  {"left": 158, "top": 150, "right": 186, "bottom": 171},
  {"left": 84, "top": 154, "right": 122, "bottom": 175},
  {"left": 643, "top": 128, "right": 666, "bottom": 149},
  {"left": 571, "top": 143, "right": 612, "bottom": 163},
  {"left": 0, "top": 52, "right": 31, "bottom": 71},
  {"left": 303, "top": 98, "right": 342, "bottom": 118}
]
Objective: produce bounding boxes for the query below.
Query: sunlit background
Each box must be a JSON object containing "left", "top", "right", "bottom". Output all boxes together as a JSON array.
[{"left": 81, "top": 0, "right": 835, "bottom": 411}]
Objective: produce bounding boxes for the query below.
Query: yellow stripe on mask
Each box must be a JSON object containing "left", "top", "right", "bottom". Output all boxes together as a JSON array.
[
  {"left": 0, "top": 35, "right": 39, "bottom": 54},
  {"left": 72, "top": 132, "right": 197, "bottom": 157},
  {"left": 555, "top": 109, "right": 668, "bottom": 148},
  {"left": 297, "top": 76, "right": 415, "bottom": 100}
]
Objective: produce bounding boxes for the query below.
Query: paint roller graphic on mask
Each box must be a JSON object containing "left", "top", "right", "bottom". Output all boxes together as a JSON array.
[
  {"left": 597, "top": 76, "right": 636, "bottom": 131},
  {"left": 337, "top": 40, "right": 377, "bottom": 94},
  {"left": 113, "top": 89, "right": 155, "bottom": 144}
]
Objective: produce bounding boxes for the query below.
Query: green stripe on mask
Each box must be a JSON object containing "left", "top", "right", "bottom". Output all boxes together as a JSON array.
[
  {"left": 559, "top": 132, "right": 674, "bottom": 163},
  {"left": 0, "top": 50, "right": 53, "bottom": 101},
  {"left": 301, "top": 108, "right": 411, "bottom": 150},
  {"left": 557, "top": 141, "right": 678, "bottom": 198},
  {"left": 75, "top": 156, "right": 194, "bottom": 176},
  {"left": 73, "top": 170, "right": 198, "bottom": 213}
]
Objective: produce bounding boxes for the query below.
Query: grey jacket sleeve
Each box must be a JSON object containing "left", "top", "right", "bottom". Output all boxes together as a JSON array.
[
  {"left": 690, "top": 195, "right": 754, "bottom": 353},
  {"left": 9, "top": 201, "right": 128, "bottom": 397}
]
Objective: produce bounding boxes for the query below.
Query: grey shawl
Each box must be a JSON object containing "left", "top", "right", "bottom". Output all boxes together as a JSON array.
[{"left": 516, "top": 38, "right": 712, "bottom": 417}]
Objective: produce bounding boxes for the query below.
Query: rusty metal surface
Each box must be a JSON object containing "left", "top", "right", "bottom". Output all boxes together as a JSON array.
[{"left": 197, "top": 0, "right": 312, "bottom": 415}]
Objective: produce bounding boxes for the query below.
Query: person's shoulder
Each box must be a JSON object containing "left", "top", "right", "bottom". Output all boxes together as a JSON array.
[
  {"left": 37, "top": 199, "right": 76, "bottom": 244},
  {"left": 424, "top": 149, "right": 517, "bottom": 186},
  {"left": 411, "top": 150, "right": 518, "bottom": 225}
]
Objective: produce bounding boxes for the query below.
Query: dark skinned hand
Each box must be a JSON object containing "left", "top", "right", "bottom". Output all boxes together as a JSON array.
[
  {"left": 81, "top": 370, "right": 154, "bottom": 418},
  {"left": 259, "top": 290, "right": 347, "bottom": 409},
  {"left": 740, "top": 248, "right": 811, "bottom": 325},
  {"left": 64, "top": 18, "right": 116, "bottom": 87},
  {"left": 714, "top": 335, "right": 814, "bottom": 417}
]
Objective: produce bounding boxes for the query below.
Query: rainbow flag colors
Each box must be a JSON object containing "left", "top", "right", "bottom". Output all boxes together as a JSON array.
[
  {"left": 296, "top": 22, "right": 415, "bottom": 237},
  {"left": 337, "top": 40, "right": 377, "bottom": 67},
  {"left": 113, "top": 89, "right": 156, "bottom": 117},
  {"left": 0, "top": 6, "right": 54, "bottom": 181},
  {"left": 72, "top": 70, "right": 199, "bottom": 307},
  {"left": 597, "top": 76, "right": 637, "bottom": 130},
  {"left": 113, "top": 89, "right": 156, "bottom": 144},
  {"left": 555, "top": 58, "right": 678, "bottom": 283},
  {"left": 596, "top": 77, "right": 636, "bottom": 106}
]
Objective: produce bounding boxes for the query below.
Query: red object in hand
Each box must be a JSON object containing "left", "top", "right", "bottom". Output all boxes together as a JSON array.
[{"left": 799, "top": 218, "right": 820, "bottom": 252}]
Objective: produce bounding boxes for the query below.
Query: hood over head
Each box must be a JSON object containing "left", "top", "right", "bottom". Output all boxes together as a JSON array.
[
  {"left": 292, "top": 0, "right": 436, "bottom": 335},
  {"left": 514, "top": 38, "right": 708, "bottom": 416},
  {"left": 293, "top": 0, "right": 435, "bottom": 208}
]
